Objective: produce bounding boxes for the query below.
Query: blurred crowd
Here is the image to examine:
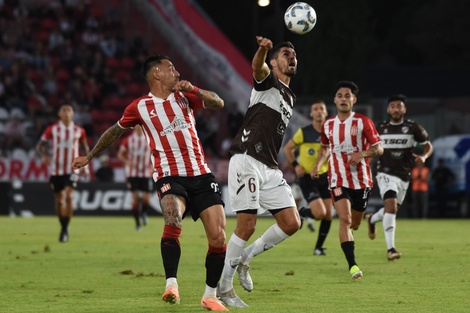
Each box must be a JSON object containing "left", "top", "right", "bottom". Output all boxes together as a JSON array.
[{"left": 0, "top": 0, "right": 243, "bottom": 161}]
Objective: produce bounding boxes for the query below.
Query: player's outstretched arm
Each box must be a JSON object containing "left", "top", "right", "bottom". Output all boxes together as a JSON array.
[{"left": 72, "top": 123, "right": 126, "bottom": 169}]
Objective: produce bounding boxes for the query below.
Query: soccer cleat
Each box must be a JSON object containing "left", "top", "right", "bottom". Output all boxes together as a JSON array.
[
  {"left": 366, "top": 214, "right": 376, "bottom": 240},
  {"left": 162, "top": 285, "right": 180, "bottom": 304},
  {"left": 387, "top": 248, "right": 402, "bottom": 261},
  {"left": 141, "top": 213, "right": 148, "bottom": 226},
  {"left": 350, "top": 265, "right": 363, "bottom": 281},
  {"left": 313, "top": 247, "right": 326, "bottom": 256},
  {"left": 217, "top": 288, "right": 248, "bottom": 307},
  {"left": 201, "top": 296, "right": 229, "bottom": 311},
  {"left": 307, "top": 222, "right": 316, "bottom": 232},
  {"left": 237, "top": 264, "right": 253, "bottom": 292}
]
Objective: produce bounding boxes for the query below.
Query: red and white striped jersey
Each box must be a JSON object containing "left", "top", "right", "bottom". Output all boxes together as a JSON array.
[
  {"left": 118, "top": 91, "right": 211, "bottom": 181},
  {"left": 120, "top": 132, "right": 152, "bottom": 178},
  {"left": 40, "top": 121, "right": 87, "bottom": 176},
  {"left": 320, "top": 112, "right": 381, "bottom": 189}
]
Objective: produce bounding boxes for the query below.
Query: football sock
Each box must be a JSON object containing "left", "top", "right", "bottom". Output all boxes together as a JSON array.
[
  {"left": 242, "top": 224, "right": 289, "bottom": 264},
  {"left": 299, "top": 207, "right": 315, "bottom": 219},
  {"left": 132, "top": 206, "right": 140, "bottom": 226},
  {"left": 340, "top": 241, "right": 357, "bottom": 269},
  {"left": 315, "top": 219, "right": 331, "bottom": 249},
  {"left": 205, "top": 244, "right": 226, "bottom": 288},
  {"left": 219, "top": 234, "right": 246, "bottom": 293},
  {"left": 161, "top": 225, "right": 181, "bottom": 279},
  {"left": 371, "top": 207, "right": 384, "bottom": 224},
  {"left": 383, "top": 213, "right": 396, "bottom": 250},
  {"left": 203, "top": 285, "right": 217, "bottom": 299},
  {"left": 166, "top": 277, "right": 177, "bottom": 288}
]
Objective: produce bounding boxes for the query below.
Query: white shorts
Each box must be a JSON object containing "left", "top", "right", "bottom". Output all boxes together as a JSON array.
[
  {"left": 375, "top": 172, "right": 409, "bottom": 205},
  {"left": 228, "top": 154, "right": 296, "bottom": 214}
]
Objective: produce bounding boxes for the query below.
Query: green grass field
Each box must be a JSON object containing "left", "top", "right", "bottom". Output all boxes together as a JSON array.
[{"left": 1, "top": 216, "right": 469, "bottom": 313}]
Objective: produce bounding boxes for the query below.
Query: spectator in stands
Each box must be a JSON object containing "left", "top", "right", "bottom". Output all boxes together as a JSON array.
[
  {"left": 226, "top": 102, "right": 244, "bottom": 139},
  {"left": 3, "top": 110, "right": 29, "bottom": 152}
]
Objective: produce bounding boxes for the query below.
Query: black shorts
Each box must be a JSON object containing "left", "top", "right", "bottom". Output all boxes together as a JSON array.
[
  {"left": 155, "top": 173, "right": 224, "bottom": 221},
  {"left": 127, "top": 177, "right": 154, "bottom": 192},
  {"left": 298, "top": 172, "right": 330, "bottom": 203},
  {"left": 49, "top": 174, "right": 78, "bottom": 193},
  {"left": 330, "top": 186, "right": 371, "bottom": 212}
]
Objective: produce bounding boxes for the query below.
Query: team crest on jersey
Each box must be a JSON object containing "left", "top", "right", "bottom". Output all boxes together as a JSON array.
[
  {"left": 350, "top": 125, "right": 358, "bottom": 136},
  {"left": 160, "top": 183, "right": 171, "bottom": 193},
  {"left": 176, "top": 97, "right": 189, "bottom": 109},
  {"left": 401, "top": 126, "right": 409, "bottom": 133},
  {"left": 383, "top": 128, "right": 388, "bottom": 134}
]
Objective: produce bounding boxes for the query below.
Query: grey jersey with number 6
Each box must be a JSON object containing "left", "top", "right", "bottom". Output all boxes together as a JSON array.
[{"left": 229, "top": 71, "right": 295, "bottom": 169}]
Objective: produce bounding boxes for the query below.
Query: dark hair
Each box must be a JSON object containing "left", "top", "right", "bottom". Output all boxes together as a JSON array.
[
  {"left": 141, "top": 54, "right": 171, "bottom": 80},
  {"left": 269, "top": 41, "right": 295, "bottom": 60},
  {"left": 388, "top": 94, "right": 407, "bottom": 104},
  {"left": 334, "top": 81, "right": 359, "bottom": 96}
]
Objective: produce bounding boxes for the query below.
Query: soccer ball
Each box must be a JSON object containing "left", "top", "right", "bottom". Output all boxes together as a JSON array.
[{"left": 284, "top": 2, "right": 317, "bottom": 35}]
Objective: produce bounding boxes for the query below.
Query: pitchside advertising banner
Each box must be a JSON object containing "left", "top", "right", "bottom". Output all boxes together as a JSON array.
[{"left": 0, "top": 156, "right": 234, "bottom": 217}]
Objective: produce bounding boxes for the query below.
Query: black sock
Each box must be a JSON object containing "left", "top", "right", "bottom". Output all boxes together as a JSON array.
[
  {"left": 142, "top": 205, "right": 150, "bottom": 214},
  {"left": 161, "top": 238, "right": 181, "bottom": 279},
  {"left": 59, "top": 217, "right": 70, "bottom": 232},
  {"left": 299, "top": 207, "right": 315, "bottom": 219},
  {"left": 132, "top": 210, "right": 140, "bottom": 226},
  {"left": 341, "top": 241, "right": 357, "bottom": 269},
  {"left": 205, "top": 246, "right": 226, "bottom": 288},
  {"left": 315, "top": 219, "right": 331, "bottom": 249}
]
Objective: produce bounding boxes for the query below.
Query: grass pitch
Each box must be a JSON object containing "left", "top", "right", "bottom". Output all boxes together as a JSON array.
[{"left": 1, "top": 216, "right": 469, "bottom": 312}]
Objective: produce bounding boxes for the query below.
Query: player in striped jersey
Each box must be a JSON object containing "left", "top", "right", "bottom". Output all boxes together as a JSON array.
[
  {"left": 37, "top": 104, "right": 89, "bottom": 243},
  {"left": 117, "top": 125, "right": 153, "bottom": 231},
  {"left": 311, "top": 81, "right": 383, "bottom": 280},
  {"left": 218, "top": 37, "right": 301, "bottom": 307},
  {"left": 72, "top": 55, "right": 228, "bottom": 311},
  {"left": 366, "top": 94, "right": 433, "bottom": 261},
  {"left": 284, "top": 100, "right": 333, "bottom": 256}
]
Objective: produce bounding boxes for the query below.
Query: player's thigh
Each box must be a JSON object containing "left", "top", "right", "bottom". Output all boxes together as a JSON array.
[{"left": 228, "top": 154, "right": 260, "bottom": 211}]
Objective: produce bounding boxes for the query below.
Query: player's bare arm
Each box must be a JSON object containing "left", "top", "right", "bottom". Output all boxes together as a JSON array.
[
  {"left": 36, "top": 140, "right": 51, "bottom": 165},
  {"left": 72, "top": 124, "right": 125, "bottom": 169},
  {"left": 252, "top": 36, "right": 272, "bottom": 81},
  {"left": 175, "top": 80, "right": 224, "bottom": 110},
  {"left": 311, "top": 145, "right": 329, "bottom": 178},
  {"left": 413, "top": 142, "right": 433, "bottom": 165}
]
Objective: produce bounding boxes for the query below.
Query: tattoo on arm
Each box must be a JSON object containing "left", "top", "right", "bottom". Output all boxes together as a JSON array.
[
  {"left": 198, "top": 89, "right": 224, "bottom": 110},
  {"left": 87, "top": 124, "right": 125, "bottom": 160}
]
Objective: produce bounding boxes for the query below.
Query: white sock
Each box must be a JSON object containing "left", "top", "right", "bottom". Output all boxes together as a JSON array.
[
  {"left": 371, "top": 207, "right": 384, "bottom": 224},
  {"left": 166, "top": 277, "right": 177, "bottom": 289},
  {"left": 203, "top": 285, "right": 217, "bottom": 299},
  {"left": 219, "top": 233, "right": 246, "bottom": 293},
  {"left": 241, "top": 224, "right": 289, "bottom": 264},
  {"left": 383, "top": 213, "right": 396, "bottom": 250}
]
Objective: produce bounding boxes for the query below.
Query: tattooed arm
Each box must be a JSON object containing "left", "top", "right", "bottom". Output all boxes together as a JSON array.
[
  {"left": 72, "top": 123, "right": 126, "bottom": 169},
  {"left": 175, "top": 79, "right": 224, "bottom": 110}
]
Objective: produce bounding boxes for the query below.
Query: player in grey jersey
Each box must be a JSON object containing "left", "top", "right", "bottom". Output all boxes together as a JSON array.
[
  {"left": 218, "top": 36, "right": 301, "bottom": 307},
  {"left": 367, "top": 94, "right": 433, "bottom": 261}
]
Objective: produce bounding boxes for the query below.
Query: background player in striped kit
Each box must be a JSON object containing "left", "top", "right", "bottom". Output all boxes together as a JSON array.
[
  {"left": 37, "top": 104, "right": 89, "bottom": 243},
  {"left": 366, "top": 94, "right": 433, "bottom": 260},
  {"left": 311, "top": 81, "right": 383, "bottom": 280},
  {"left": 284, "top": 100, "right": 333, "bottom": 256},
  {"left": 117, "top": 124, "right": 153, "bottom": 230},
  {"left": 71, "top": 54, "right": 228, "bottom": 311}
]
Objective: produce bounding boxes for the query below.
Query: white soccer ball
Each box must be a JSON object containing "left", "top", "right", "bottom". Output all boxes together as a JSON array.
[{"left": 284, "top": 2, "right": 317, "bottom": 35}]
